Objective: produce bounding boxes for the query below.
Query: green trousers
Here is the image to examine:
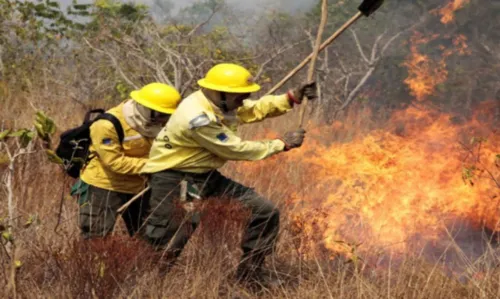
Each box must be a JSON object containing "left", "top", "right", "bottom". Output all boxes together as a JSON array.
[
  {"left": 76, "top": 183, "right": 150, "bottom": 239},
  {"left": 145, "top": 170, "right": 280, "bottom": 261}
]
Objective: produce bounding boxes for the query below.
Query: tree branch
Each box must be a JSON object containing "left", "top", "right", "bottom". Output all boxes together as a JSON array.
[
  {"left": 254, "top": 40, "right": 307, "bottom": 81},
  {"left": 370, "top": 31, "right": 386, "bottom": 63},
  {"left": 350, "top": 29, "right": 370, "bottom": 64},
  {"left": 186, "top": 3, "right": 222, "bottom": 37},
  {"left": 83, "top": 38, "right": 138, "bottom": 89},
  {"left": 336, "top": 67, "right": 375, "bottom": 112},
  {"left": 381, "top": 17, "right": 427, "bottom": 57}
]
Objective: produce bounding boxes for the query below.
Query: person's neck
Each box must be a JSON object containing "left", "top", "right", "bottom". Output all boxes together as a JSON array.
[{"left": 201, "top": 89, "right": 221, "bottom": 107}]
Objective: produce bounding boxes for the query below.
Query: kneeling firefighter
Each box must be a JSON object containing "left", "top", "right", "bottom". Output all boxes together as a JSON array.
[
  {"left": 141, "top": 63, "right": 317, "bottom": 283},
  {"left": 76, "top": 83, "right": 181, "bottom": 239}
]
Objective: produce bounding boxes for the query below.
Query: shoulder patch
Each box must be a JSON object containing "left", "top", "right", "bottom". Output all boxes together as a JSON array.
[
  {"left": 102, "top": 138, "right": 113, "bottom": 145},
  {"left": 189, "top": 113, "right": 211, "bottom": 129},
  {"left": 216, "top": 133, "right": 229, "bottom": 142}
]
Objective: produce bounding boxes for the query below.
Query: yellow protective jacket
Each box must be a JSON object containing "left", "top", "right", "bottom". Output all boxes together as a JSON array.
[
  {"left": 81, "top": 103, "right": 152, "bottom": 194},
  {"left": 142, "top": 91, "right": 291, "bottom": 174}
]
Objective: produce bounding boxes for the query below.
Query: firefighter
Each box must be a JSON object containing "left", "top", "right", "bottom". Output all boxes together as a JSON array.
[
  {"left": 141, "top": 63, "right": 317, "bottom": 284},
  {"left": 75, "top": 83, "right": 181, "bottom": 239}
]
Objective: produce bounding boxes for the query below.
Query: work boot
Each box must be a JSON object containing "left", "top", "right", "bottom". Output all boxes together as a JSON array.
[{"left": 235, "top": 257, "right": 283, "bottom": 289}]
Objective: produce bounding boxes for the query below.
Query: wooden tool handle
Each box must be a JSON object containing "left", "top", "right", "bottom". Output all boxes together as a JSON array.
[
  {"left": 298, "top": 0, "right": 328, "bottom": 128},
  {"left": 117, "top": 186, "right": 151, "bottom": 214},
  {"left": 267, "top": 11, "right": 363, "bottom": 96}
]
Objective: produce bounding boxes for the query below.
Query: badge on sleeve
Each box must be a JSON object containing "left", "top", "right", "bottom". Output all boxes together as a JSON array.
[
  {"left": 189, "top": 113, "right": 211, "bottom": 129},
  {"left": 216, "top": 132, "right": 229, "bottom": 142},
  {"left": 102, "top": 138, "right": 112, "bottom": 145}
]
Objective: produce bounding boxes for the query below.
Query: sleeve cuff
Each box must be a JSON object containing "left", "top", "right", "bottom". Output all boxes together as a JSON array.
[
  {"left": 275, "top": 139, "right": 287, "bottom": 151},
  {"left": 286, "top": 91, "right": 300, "bottom": 106},
  {"left": 274, "top": 93, "right": 294, "bottom": 109}
]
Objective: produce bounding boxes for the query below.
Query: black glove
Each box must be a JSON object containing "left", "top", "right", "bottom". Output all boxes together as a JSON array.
[
  {"left": 281, "top": 128, "right": 306, "bottom": 151},
  {"left": 288, "top": 81, "right": 318, "bottom": 105}
]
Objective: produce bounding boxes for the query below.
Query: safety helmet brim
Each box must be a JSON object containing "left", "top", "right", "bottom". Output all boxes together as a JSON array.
[
  {"left": 198, "top": 79, "right": 261, "bottom": 94},
  {"left": 130, "top": 90, "right": 177, "bottom": 114}
]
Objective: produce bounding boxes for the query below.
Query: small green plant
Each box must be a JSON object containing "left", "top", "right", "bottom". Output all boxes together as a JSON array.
[
  {"left": 0, "top": 112, "right": 56, "bottom": 297},
  {"left": 34, "top": 111, "right": 56, "bottom": 147}
]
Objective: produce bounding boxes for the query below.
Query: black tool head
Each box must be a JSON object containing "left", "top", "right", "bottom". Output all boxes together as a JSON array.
[{"left": 358, "top": 0, "right": 385, "bottom": 17}]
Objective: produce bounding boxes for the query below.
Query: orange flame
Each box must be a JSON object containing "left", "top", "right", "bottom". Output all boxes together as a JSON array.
[
  {"left": 402, "top": 32, "right": 470, "bottom": 102},
  {"left": 232, "top": 103, "right": 499, "bottom": 259},
  {"left": 435, "top": 0, "right": 470, "bottom": 24},
  {"left": 228, "top": 28, "right": 498, "bottom": 262}
]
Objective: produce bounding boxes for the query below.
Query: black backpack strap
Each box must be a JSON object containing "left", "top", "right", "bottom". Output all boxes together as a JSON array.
[
  {"left": 95, "top": 113, "right": 125, "bottom": 144},
  {"left": 84, "top": 109, "right": 105, "bottom": 123}
]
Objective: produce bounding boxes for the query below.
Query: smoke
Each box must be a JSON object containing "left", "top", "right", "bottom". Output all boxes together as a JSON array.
[
  {"left": 141, "top": 0, "right": 317, "bottom": 35},
  {"left": 149, "top": 0, "right": 314, "bottom": 14},
  {"left": 56, "top": 0, "right": 315, "bottom": 15}
]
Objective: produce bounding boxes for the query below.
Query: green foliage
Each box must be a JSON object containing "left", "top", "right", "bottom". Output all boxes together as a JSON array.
[
  {"left": 34, "top": 110, "right": 56, "bottom": 146},
  {"left": 14, "top": 260, "right": 23, "bottom": 269},
  {"left": 0, "top": 130, "right": 10, "bottom": 141},
  {"left": 8, "top": 0, "right": 84, "bottom": 39},
  {"left": 85, "top": 0, "right": 148, "bottom": 34},
  {"left": 0, "top": 0, "right": 88, "bottom": 83},
  {"left": 115, "top": 82, "right": 132, "bottom": 100},
  {"left": 2, "top": 231, "right": 13, "bottom": 243},
  {"left": 23, "top": 214, "right": 39, "bottom": 228},
  {"left": 2, "top": 129, "right": 35, "bottom": 148},
  {"left": 7, "top": 129, "right": 35, "bottom": 148},
  {"left": 46, "top": 149, "right": 64, "bottom": 165}
]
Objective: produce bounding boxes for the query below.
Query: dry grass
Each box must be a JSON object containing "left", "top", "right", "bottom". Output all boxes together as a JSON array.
[
  {"left": 4, "top": 219, "right": 500, "bottom": 298},
  {"left": 1, "top": 92, "right": 499, "bottom": 299}
]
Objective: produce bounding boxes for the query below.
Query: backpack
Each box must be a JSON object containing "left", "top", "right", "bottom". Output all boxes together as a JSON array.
[{"left": 55, "top": 109, "right": 125, "bottom": 178}]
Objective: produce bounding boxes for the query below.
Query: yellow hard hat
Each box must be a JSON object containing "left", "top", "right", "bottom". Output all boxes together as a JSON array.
[
  {"left": 198, "top": 63, "right": 261, "bottom": 93},
  {"left": 130, "top": 83, "right": 181, "bottom": 114}
]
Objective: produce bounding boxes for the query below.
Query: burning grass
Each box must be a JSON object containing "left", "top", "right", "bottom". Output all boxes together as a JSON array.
[
  {"left": 2, "top": 91, "right": 498, "bottom": 298},
  {"left": 231, "top": 101, "right": 499, "bottom": 263},
  {"left": 434, "top": 0, "right": 471, "bottom": 24},
  {"left": 2, "top": 208, "right": 500, "bottom": 298},
  {"left": 1, "top": 89, "right": 499, "bottom": 298}
]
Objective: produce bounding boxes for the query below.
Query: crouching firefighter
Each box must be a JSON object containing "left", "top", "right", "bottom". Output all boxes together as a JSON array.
[
  {"left": 73, "top": 83, "right": 181, "bottom": 239},
  {"left": 140, "top": 63, "right": 317, "bottom": 284}
]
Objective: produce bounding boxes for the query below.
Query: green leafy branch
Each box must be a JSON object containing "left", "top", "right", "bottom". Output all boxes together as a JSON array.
[{"left": 34, "top": 111, "right": 56, "bottom": 147}]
